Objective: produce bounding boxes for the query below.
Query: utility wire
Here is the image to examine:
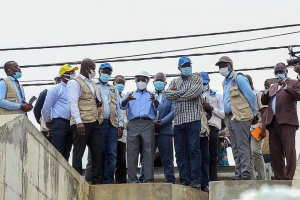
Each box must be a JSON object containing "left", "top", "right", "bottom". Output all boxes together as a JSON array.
[
  {"left": 1, "top": 23, "right": 300, "bottom": 51},
  {"left": 94, "top": 30, "right": 300, "bottom": 61},
  {"left": 5, "top": 45, "right": 299, "bottom": 69}
]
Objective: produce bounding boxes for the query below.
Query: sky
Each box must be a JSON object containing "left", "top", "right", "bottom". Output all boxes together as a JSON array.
[{"left": 1, "top": 0, "right": 300, "bottom": 165}]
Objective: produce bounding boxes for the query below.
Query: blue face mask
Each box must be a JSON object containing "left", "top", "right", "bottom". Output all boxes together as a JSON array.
[
  {"left": 115, "top": 83, "right": 125, "bottom": 92},
  {"left": 154, "top": 81, "right": 165, "bottom": 91},
  {"left": 181, "top": 67, "right": 192, "bottom": 76},
  {"left": 100, "top": 73, "right": 111, "bottom": 83},
  {"left": 203, "top": 84, "right": 209, "bottom": 92},
  {"left": 13, "top": 72, "right": 22, "bottom": 79},
  {"left": 275, "top": 73, "right": 287, "bottom": 81}
]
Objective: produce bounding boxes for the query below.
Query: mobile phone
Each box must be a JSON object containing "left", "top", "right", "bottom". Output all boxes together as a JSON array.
[{"left": 267, "top": 78, "right": 280, "bottom": 84}]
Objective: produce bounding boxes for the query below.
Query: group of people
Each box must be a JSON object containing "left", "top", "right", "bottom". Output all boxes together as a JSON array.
[{"left": 1, "top": 56, "right": 300, "bottom": 192}]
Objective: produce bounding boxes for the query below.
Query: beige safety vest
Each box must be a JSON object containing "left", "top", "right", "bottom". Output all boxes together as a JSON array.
[
  {"left": 0, "top": 78, "right": 21, "bottom": 115},
  {"left": 223, "top": 72, "right": 253, "bottom": 126},
  {"left": 70, "top": 76, "right": 101, "bottom": 125},
  {"left": 98, "top": 84, "right": 119, "bottom": 128}
]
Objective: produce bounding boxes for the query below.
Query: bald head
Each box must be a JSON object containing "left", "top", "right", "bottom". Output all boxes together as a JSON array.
[
  {"left": 81, "top": 58, "right": 95, "bottom": 70},
  {"left": 274, "top": 62, "right": 288, "bottom": 76},
  {"left": 154, "top": 72, "right": 166, "bottom": 82}
]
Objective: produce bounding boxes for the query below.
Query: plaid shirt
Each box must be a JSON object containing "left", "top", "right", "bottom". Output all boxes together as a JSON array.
[{"left": 165, "top": 74, "right": 203, "bottom": 125}]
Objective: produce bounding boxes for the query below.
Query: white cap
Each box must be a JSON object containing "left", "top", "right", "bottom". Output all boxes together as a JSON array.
[{"left": 135, "top": 70, "right": 150, "bottom": 79}]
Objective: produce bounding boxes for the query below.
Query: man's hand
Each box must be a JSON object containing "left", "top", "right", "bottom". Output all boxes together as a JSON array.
[
  {"left": 294, "top": 65, "right": 300, "bottom": 74},
  {"left": 202, "top": 101, "right": 212, "bottom": 111},
  {"left": 154, "top": 120, "right": 162, "bottom": 133},
  {"left": 77, "top": 123, "right": 85, "bottom": 135},
  {"left": 252, "top": 115, "right": 259, "bottom": 125},
  {"left": 148, "top": 92, "right": 156, "bottom": 101},
  {"left": 20, "top": 104, "right": 32, "bottom": 112},
  {"left": 278, "top": 78, "right": 287, "bottom": 88},
  {"left": 122, "top": 92, "right": 136, "bottom": 107},
  {"left": 46, "top": 130, "right": 51, "bottom": 137},
  {"left": 117, "top": 127, "right": 123, "bottom": 139},
  {"left": 259, "top": 129, "right": 266, "bottom": 140},
  {"left": 46, "top": 122, "right": 51, "bottom": 129},
  {"left": 264, "top": 79, "right": 271, "bottom": 89}
]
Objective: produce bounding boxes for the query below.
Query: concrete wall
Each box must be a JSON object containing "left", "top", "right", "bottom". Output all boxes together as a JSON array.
[
  {"left": 89, "top": 183, "right": 208, "bottom": 200},
  {"left": 0, "top": 114, "right": 89, "bottom": 200}
]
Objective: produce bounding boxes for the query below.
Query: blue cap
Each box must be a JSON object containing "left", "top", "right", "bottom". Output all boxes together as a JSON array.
[
  {"left": 200, "top": 72, "right": 209, "bottom": 84},
  {"left": 178, "top": 57, "right": 192, "bottom": 67},
  {"left": 99, "top": 63, "right": 113, "bottom": 71}
]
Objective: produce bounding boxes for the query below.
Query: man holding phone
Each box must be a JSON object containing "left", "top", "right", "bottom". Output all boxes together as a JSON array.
[{"left": 262, "top": 62, "right": 300, "bottom": 180}]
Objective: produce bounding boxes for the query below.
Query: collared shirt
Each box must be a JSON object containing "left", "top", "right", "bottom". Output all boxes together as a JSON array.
[
  {"left": 0, "top": 76, "right": 26, "bottom": 114},
  {"left": 165, "top": 74, "right": 203, "bottom": 125},
  {"left": 251, "top": 89, "right": 267, "bottom": 131},
  {"left": 67, "top": 74, "right": 100, "bottom": 124},
  {"left": 119, "top": 92, "right": 128, "bottom": 143},
  {"left": 120, "top": 89, "right": 163, "bottom": 121},
  {"left": 42, "top": 82, "right": 71, "bottom": 122},
  {"left": 264, "top": 84, "right": 287, "bottom": 115},
  {"left": 97, "top": 81, "right": 124, "bottom": 127},
  {"left": 223, "top": 71, "right": 258, "bottom": 116}
]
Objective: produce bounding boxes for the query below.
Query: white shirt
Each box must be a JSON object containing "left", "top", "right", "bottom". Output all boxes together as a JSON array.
[{"left": 67, "top": 74, "right": 100, "bottom": 124}]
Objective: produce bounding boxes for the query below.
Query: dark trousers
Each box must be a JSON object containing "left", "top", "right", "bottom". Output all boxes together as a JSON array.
[
  {"left": 115, "top": 141, "right": 127, "bottom": 183},
  {"left": 269, "top": 116, "right": 297, "bottom": 180},
  {"left": 50, "top": 118, "right": 73, "bottom": 161},
  {"left": 41, "top": 131, "right": 52, "bottom": 143},
  {"left": 72, "top": 121, "right": 102, "bottom": 184},
  {"left": 209, "top": 125, "right": 220, "bottom": 181},
  {"left": 200, "top": 136, "right": 210, "bottom": 187},
  {"left": 174, "top": 120, "right": 201, "bottom": 184}
]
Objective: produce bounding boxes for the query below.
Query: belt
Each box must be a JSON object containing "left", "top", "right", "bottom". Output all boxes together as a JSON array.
[
  {"left": 103, "top": 119, "right": 111, "bottom": 123},
  {"left": 133, "top": 117, "right": 151, "bottom": 120}
]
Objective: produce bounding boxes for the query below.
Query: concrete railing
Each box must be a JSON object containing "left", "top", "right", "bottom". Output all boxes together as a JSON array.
[{"left": 0, "top": 114, "right": 89, "bottom": 200}]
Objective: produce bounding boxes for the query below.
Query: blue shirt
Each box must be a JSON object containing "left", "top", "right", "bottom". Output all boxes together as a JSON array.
[
  {"left": 97, "top": 81, "right": 124, "bottom": 127},
  {"left": 223, "top": 71, "right": 258, "bottom": 116},
  {"left": 42, "top": 82, "right": 71, "bottom": 122},
  {"left": 0, "top": 76, "right": 26, "bottom": 114},
  {"left": 121, "top": 89, "right": 163, "bottom": 121}
]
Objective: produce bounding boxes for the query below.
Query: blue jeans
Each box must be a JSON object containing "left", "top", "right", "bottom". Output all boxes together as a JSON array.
[
  {"left": 50, "top": 118, "right": 73, "bottom": 161},
  {"left": 139, "top": 134, "right": 175, "bottom": 183},
  {"left": 101, "top": 121, "right": 118, "bottom": 184},
  {"left": 200, "top": 136, "right": 210, "bottom": 187},
  {"left": 174, "top": 120, "right": 201, "bottom": 184}
]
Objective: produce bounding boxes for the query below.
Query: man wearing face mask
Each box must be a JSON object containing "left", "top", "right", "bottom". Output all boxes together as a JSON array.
[
  {"left": 42, "top": 64, "right": 78, "bottom": 160},
  {"left": 121, "top": 70, "right": 163, "bottom": 183},
  {"left": 216, "top": 56, "right": 257, "bottom": 180},
  {"left": 199, "top": 72, "right": 225, "bottom": 182},
  {"left": 34, "top": 74, "right": 62, "bottom": 143},
  {"left": 85, "top": 63, "right": 124, "bottom": 184},
  {"left": 262, "top": 62, "right": 300, "bottom": 180},
  {"left": 67, "top": 58, "right": 103, "bottom": 184},
  {"left": 165, "top": 57, "right": 203, "bottom": 189},
  {"left": 0, "top": 61, "right": 32, "bottom": 115},
  {"left": 113, "top": 75, "right": 127, "bottom": 183},
  {"left": 151, "top": 72, "right": 175, "bottom": 183}
]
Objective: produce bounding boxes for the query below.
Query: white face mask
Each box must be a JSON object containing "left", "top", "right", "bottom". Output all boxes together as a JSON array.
[
  {"left": 88, "top": 70, "right": 96, "bottom": 79},
  {"left": 136, "top": 81, "right": 147, "bottom": 90},
  {"left": 219, "top": 67, "right": 231, "bottom": 77}
]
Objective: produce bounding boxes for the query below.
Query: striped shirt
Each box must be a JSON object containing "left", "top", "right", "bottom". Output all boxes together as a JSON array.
[{"left": 165, "top": 74, "right": 203, "bottom": 125}]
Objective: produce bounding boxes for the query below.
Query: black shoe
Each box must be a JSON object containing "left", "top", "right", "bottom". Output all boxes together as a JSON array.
[
  {"left": 189, "top": 182, "right": 201, "bottom": 189},
  {"left": 201, "top": 186, "right": 209, "bottom": 193},
  {"left": 180, "top": 181, "right": 189, "bottom": 186}
]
